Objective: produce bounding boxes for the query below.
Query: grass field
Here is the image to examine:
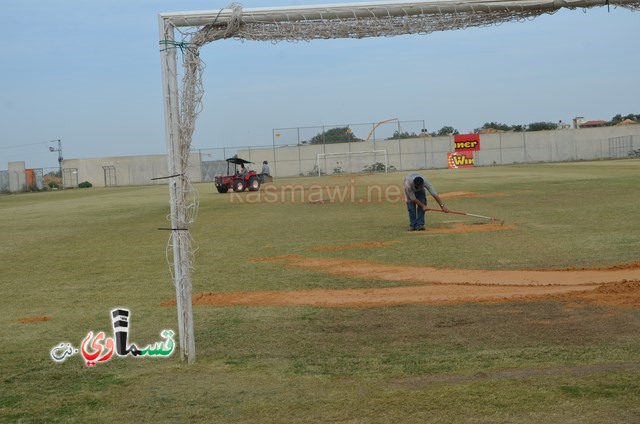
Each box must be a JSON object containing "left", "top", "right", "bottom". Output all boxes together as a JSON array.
[{"left": 1, "top": 160, "right": 640, "bottom": 423}]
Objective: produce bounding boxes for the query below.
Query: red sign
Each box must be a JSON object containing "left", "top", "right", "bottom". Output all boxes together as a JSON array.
[
  {"left": 453, "top": 133, "right": 480, "bottom": 151},
  {"left": 448, "top": 152, "right": 475, "bottom": 169}
]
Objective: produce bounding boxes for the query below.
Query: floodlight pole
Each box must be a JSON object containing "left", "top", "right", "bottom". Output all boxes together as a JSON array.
[
  {"left": 158, "top": 16, "right": 196, "bottom": 364},
  {"left": 48, "top": 139, "right": 63, "bottom": 179}
]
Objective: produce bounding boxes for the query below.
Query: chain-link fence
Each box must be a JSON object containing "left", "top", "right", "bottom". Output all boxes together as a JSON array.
[
  {"left": 197, "top": 127, "right": 640, "bottom": 179},
  {"left": 272, "top": 120, "right": 427, "bottom": 145},
  {"left": 198, "top": 120, "right": 428, "bottom": 180},
  {"left": 0, "top": 170, "right": 8, "bottom": 193},
  {"left": 3, "top": 125, "right": 639, "bottom": 191},
  {"left": 608, "top": 135, "right": 636, "bottom": 158}
]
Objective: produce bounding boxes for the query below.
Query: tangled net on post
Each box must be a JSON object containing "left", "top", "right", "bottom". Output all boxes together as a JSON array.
[{"left": 171, "top": 1, "right": 640, "bottom": 44}]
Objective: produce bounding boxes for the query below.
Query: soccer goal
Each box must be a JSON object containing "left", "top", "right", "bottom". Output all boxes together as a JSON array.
[
  {"left": 158, "top": 0, "right": 640, "bottom": 363},
  {"left": 316, "top": 150, "right": 389, "bottom": 176}
]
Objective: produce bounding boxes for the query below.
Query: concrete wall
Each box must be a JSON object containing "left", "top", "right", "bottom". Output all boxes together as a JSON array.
[
  {"left": 474, "top": 126, "right": 640, "bottom": 166},
  {"left": 8, "top": 162, "right": 27, "bottom": 192},
  {"left": 3, "top": 125, "right": 639, "bottom": 192},
  {"left": 237, "top": 124, "right": 640, "bottom": 177},
  {"left": 61, "top": 154, "right": 202, "bottom": 188},
  {"left": 236, "top": 136, "right": 455, "bottom": 177}
]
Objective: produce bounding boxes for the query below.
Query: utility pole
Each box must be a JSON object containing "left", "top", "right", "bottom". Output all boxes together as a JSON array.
[{"left": 49, "top": 139, "right": 63, "bottom": 182}]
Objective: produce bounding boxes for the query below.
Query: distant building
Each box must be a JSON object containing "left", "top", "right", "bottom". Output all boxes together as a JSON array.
[{"left": 579, "top": 120, "right": 608, "bottom": 129}]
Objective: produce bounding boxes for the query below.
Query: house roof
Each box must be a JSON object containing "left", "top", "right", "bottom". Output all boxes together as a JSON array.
[{"left": 580, "top": 120, "right": 607, "bottom": 127}]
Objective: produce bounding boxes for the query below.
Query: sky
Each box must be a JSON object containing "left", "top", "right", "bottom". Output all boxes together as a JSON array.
[{"left": 1, "top": 0, "right": 639, "bottom": 171}]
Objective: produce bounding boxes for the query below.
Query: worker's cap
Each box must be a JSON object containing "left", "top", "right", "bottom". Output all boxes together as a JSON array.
[{"left": 413, "top": 176, "right": 424, "bottom": 187}]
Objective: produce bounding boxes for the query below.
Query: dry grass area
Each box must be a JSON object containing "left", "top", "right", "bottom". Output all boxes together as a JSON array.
[{"left": 2, "top": 161, "right": 640, "bottom": 423}]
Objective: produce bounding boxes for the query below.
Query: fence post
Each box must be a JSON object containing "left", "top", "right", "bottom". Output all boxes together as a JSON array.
[
  {"left": 271, "top": 130, "right": 277, "bottom": 178},
  {"left": 423, "top": 136, "right": 428, "bottom": 169}
]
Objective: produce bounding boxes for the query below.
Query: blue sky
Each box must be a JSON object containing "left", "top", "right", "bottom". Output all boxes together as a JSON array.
[{"left": 1, "top": 1, "right": 638, "bottom": 170}]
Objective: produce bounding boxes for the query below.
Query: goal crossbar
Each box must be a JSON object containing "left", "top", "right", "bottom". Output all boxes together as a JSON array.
[{"left": 161, "top": 0, "right": 639, "bottom": 29}]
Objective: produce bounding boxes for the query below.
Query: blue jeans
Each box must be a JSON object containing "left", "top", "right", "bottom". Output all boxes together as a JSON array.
[{"left": 407, "top": 188, "right": 427, "bottom": 229}]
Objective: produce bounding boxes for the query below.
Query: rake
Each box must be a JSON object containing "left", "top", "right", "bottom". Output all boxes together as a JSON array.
[{"left": 425, "top": 208, "right": 504, "bottom": 225}]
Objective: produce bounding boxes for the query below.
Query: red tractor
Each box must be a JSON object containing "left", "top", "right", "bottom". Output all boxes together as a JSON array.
[{"left": 214, "top": 157, "right": 261, "bottom": 193}]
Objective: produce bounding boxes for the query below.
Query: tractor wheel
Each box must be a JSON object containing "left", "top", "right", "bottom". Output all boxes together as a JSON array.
[
  {"left": 248, "top": 176, "right": 260, "bottom": 191},
  {"left": 233, "top": 179, "right": 246, "bottom": 192},
  {"left": 216, "top": 184, "right": 229, "bottom": 193}
]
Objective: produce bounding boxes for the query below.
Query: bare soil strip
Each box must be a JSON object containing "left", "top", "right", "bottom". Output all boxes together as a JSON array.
[
  {"left": 440, "top": 191, "right": 507, "bottom": 199},
  {"left": 309, "top": 240, "right": 400, "bottom": 251},
  {"left": 190, "top": 283, "right": 600, "bottom": 308},
  {"left": 413, "top": 223, "right": 513, "bottom": 234},
  {"left": 250, "top": 256, "right": 640, "bottom": 287},
  {"left": 16, "top": 315, "right": 52, "bottom": 324},
  {"left": 176, "top": 256, "right": 640, "bottom": 309}
]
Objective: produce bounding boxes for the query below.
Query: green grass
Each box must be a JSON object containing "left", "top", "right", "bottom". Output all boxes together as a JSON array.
[{"left": 1, "top": 160, "right": 640, "bottom": 423}]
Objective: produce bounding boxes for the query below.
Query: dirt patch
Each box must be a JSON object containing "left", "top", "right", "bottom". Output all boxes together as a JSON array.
[
  {"left": 248, "top": 256, "right": 640, "bottom": 287},
  {"left": 549, "top": 279, "right": 640, "bottom": 308},
  {"left": 564, "top": 261, "right": 640, "bottom": 271},
  {"left": 411, "top": 223, "right": 513, "bottom": 234},
  {"left": 440, "top": 191, "right": 477, "bottom": 198},
  {"left": 309, "top": 241, "right": 400, "bottom": 251},
  {"left": 173, "top": 256, "right": 640, "bottom": 309},
  {"left": 16, "top": 315, "right": 52, "bottom": 324},
  {"left": 440, "top": 191, "right": 507, "bottom": 199},
  {"left": 186, "top": 284, "right": 602, "bottom": 308}
]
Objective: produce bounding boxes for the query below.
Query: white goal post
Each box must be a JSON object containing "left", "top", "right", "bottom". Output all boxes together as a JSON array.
[
  {"left": 316, "top": 150, "right": 389, "bottom": 176},
  {"left": 158, "top": 0, "right": 639, "bottom": 363}
]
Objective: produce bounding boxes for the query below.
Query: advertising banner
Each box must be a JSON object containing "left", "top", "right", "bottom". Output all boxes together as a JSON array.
[
  {"left": 453, "top": 133, "right": 481, "bottom": 151},
  {"left": 448, "top": 151, "right": 475, "bottom": 169}
]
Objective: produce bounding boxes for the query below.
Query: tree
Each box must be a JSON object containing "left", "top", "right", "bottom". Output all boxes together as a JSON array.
[
  {"left": 474, "top": 122, "right": 512, "bottom": 133},
  {"left": 610, "top": 114, "right": 624, "bottom": 125},
  {"left": 308, "top": 127, "right": 357, "bottom": 144},
  {"left": 387, "top": 130, "right": 417, "bottom": 140},
  {"left": 436, "top": 126, "right": 459, "bottom": 136},
  {"left": 527, "top": 121, "right": 558, "bottom": 131},
  {"left": 609, "top": 113, "right": 639, "bottom": 125}
]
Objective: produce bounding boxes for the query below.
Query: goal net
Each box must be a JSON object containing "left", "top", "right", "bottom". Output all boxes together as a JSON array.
[
  {"left": 316, "top": 150, "right": 390, "bottom": 176},
  {"left": 158, "top": 0, "right": 639, "bottom": 363}
]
